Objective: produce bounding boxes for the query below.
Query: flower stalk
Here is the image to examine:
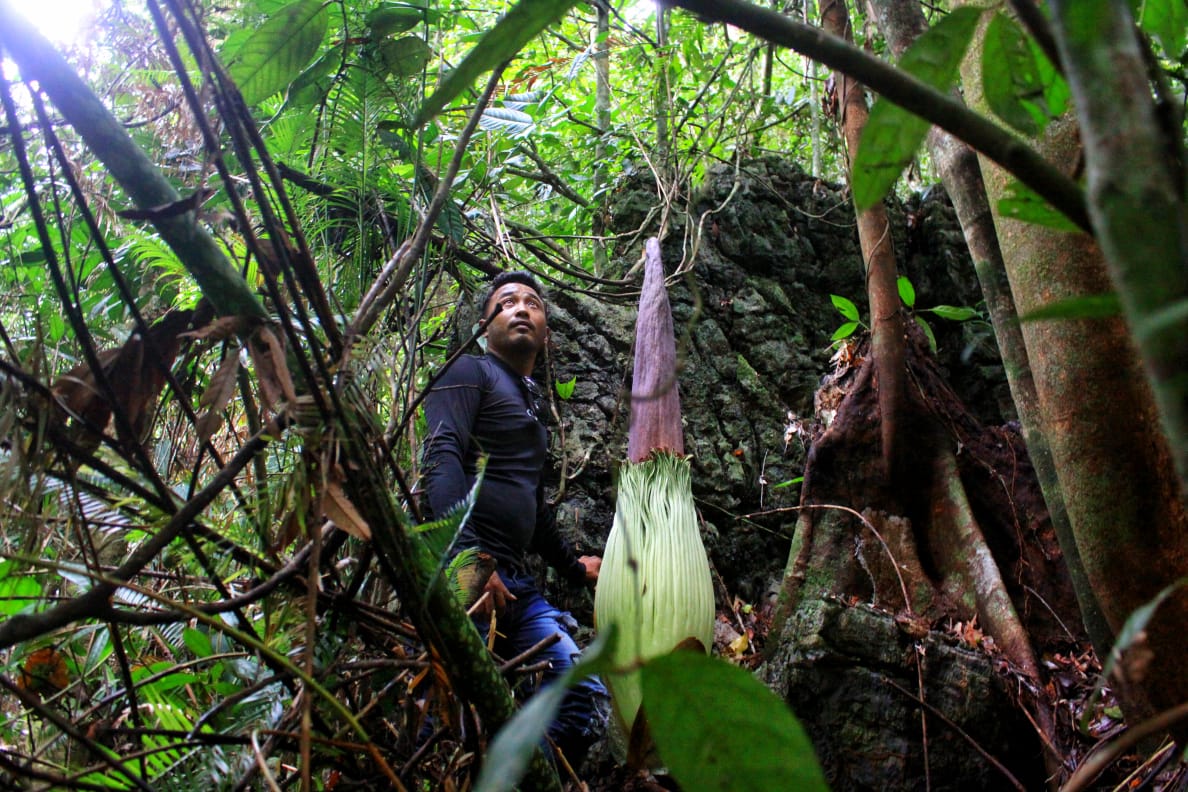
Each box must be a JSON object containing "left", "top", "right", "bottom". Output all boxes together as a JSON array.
[{"left": 594, "top": 238, "right": 714, "bottom": 735}]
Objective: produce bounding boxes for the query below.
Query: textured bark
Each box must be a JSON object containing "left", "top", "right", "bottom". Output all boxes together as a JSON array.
[
  {"left": 821, "top": 0, "right": 906, "bottom": 488},
  {"left": 961, "top": 15, "right": 1188, "bottom": 729},
  {"left": 867, "top": 0, "right": 1112, "bottom": 656},
  {"left": 1050, "top": 0, "right": 1188, "bottom": 497}
]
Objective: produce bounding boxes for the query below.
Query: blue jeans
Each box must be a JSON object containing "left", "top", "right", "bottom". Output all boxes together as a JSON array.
[{"left": 474, "top": 570, "right": 610, "bottom": 762}]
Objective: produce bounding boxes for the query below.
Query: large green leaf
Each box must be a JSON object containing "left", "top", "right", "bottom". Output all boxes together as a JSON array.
[
  {"left": 1019, "top": 294, "right": 1121, "bottom": 322},
  {"left": 1134, "top": 0, "right": 1188, "bottom": 56},
  {"left": 287, "top": 47, "right": 339, "bottom": 107},
  {"left": 227, "top": 0, "right": 329, "bottom": 106},
  {"left": 367, "top": 3, "right": 424, "bottom": 38},
  {"left": 641, "top": 651, "right": 829, "bottom": 791},
  {"left": 415, "top": 0, "right": 579, "bottom": 126},
  {"left": 378, "top": 36, "right": 433, "bottom": 77},
  {"left": 982, "top": 12, "right": 1046, "bottom": 136},
  {"left": 852, "top": 6, "right": 982, "bottom": 212}
]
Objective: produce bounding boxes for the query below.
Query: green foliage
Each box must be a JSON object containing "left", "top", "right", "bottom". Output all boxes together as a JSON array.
[
  {"left": 1019, "top": 293, "right": 1122, "bottom": 322},
  {"left": 981, "top": 13, "right": 1067, "bottom": 137},
  {"left": 642, "top": 651, "right": 828, "bottom": 791},
  {"left": 554, "top": 375, "right": 576, "bottom": 400},
  {"left": 998, "top": 179, "right": 1083, "bottom": 231},
  {"left": 1134, "top": 0, "right": 1188, "bottom": 56},
  {"left": 225, "top": 0, "right": 329, "bottom": 106},
  {"left": 830, "top": 293, "right": 865, "bottom": 342},
  {"left": 416, "top": 0, "right": 579, "bottom": 125},
  {"left": 852, "top": 7, "right": 982, "bottom": 211}
]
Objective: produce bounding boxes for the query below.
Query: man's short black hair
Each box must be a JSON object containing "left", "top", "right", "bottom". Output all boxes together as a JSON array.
[{"left": 481, "top": 270, "right": 546, "bottom": 318}]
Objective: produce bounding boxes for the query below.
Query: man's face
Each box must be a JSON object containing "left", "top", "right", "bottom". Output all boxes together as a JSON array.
[{"left": 483, "top": 282, "right": 547, "bottom": 360}]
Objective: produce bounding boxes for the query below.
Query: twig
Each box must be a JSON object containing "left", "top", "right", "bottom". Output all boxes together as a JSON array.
[{"left": 498, "top": 634, "right": 562, "bottom": 674}]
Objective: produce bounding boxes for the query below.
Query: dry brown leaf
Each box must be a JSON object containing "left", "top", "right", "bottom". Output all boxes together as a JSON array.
[
  {"left": 250, "top": 326, "right": 298, "bottom": 413},
  {"left": 195, "top": 348, "right": 241, "bottom": 444},
  {"left": 322, "top": 477, "right": 371, "bottom": 540}
]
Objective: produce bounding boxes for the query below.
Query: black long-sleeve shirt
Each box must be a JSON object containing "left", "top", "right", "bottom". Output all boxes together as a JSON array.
[{"left": 421, "top": 353, "right": 587, "bottom": 585}]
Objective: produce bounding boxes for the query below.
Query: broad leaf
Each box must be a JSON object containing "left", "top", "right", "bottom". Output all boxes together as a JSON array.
[
  {"left": 367, "top": 4, "right": 424, "bottom": 38},
  {"left": 831, "top": 320, "right": 859, "bottom": 341},
  {"left": 897, "top": 275, "right": 916, "bottom": 308},
  {"left": 287, "top": 48, "right": 339, "bottom": 107},
  {"left": 1135, "top": 0, "right": 1188, "bottom": 56},
  {"left": 924, "top": 305, "right": 980, "bottom": 321},
  {"left": 227, "top": 0, "right": 329, "bottom": 107},
  {"left": 378, "top": 36, "right": 432, "bottom": 77},
  {"left": 852, "top": 6, "right": 982, "bottom": 211},
  {"left": 915, "top": 315, "right": 937, "bottom": 352},
  {"left": 997, "top": 179, "right": 1082, "bottom": 232},
  {"left": 982, "top": 12, "right": 1046, "bottom": 136},
  {"left": 831, "top": 293, "right": 860, "bottom": 321},
  {"left": 416, "top": 0, "right": 579, "bottom": 125},
  {"left": 555, "top": 375, "right": 576, "bottom": 400},
  {"left": 0, "top": 562, "right": 39, "bottom": 617},
  {"left": 642, "top": 651, "right": 829, "bottom": 791},
  {"left": 474, "top": 629, "right": 616, "bottom": 792},
  {"left": 479, "top": 106, "right": 535, "bottom": 136}
]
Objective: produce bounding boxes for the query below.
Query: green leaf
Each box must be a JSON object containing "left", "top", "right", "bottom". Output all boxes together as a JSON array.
[
  {"left": 227, "top": 0, "right": 329, "bottom": 107},
  {"left": 831, "top": 321, "right": 859, "bottom": 341},
  {"left": 1019, "top": 294, "right": 1121, "bottom": 322},
  {"left": 416, "top": 0, "right": 579, "bottom": 126},
  {"left": 479, "top": 106, "right": 535, "bottom": 136},
  {"left": 1135, "top": 0, "right": 1188, "bottom": 56},
  {"left": 183, "top": 628, "right": 214, "bottom": 658},
  {"left": 914, "top": 315, "right": 937, "bottom": 353},
  {"left": 0, "top": 563, "right": 39, "bottom": 617},
  {"left": 378, "top": 36, "right": 433, "bottom": 77},
  {"left": 642, "top": 651, "right": 829, "bottom": 792},
  {"left": 555, "top": 376, "right": 576, "bottom": 400},
  {"left": 475, "top": 629, "right": 617, "bottom": 792},
  {"left": 897, "top": 275, "right": 916, "bottom": 308},
  {"left": 435, "top": 198, "right": 466, "bottom": 243},
  {"left": 981, "top": 12, "right": 1046, "bottom": 136},
  {"left": 772, "top": 476, "right": 804, "bottom": 489},
  {"left": 287, "top": 48, "right": 338, "bottom": 107},
  {"left": 367, "top": 4, "right": 424, "bottom": 38},
  {"left": 997, "top": 179, "right": 1082, "bottom": 232},
  {"left": 830, "top": 293, "right": 860, "bottom": 321},
  {"left": 924, "top": 305, "right": 980, "bottom": 321},
  {"left": 852, "top": 7, "right": 982, "bottom": 211}
]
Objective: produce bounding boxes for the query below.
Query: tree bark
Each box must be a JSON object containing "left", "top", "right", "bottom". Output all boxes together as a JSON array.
[
  {"left": 821, "top": 0, "right": 906, "bottom": 488},
  {"left": 961, "top": 11, "right": 1188, "bottom": 731},
  {"left": 866, "top": 0, "right": 1112, "bottom": 656},
  {"left": 1050, "top": 1, "right": 1188, "bottom": 498}
]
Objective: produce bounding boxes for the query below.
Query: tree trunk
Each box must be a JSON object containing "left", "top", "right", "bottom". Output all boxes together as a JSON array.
[
  {"left": 1050, "top": 0, "right": 1188, "bottom": 497},
  {"left": 866, "top": 0, "right": 1112, "bottom": 656},
  {"left": 821, "top": 0, "right": 906, "bottom": 489},
  {"left": 961, "top": 10, "right": 1188, "bottom": 732}
]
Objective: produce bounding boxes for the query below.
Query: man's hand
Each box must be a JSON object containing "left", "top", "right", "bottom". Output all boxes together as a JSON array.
[
  {"left": 472, "top": 570, "right": 516, "bottom": 617},
  {"left": 579, "top": 555, "right": 601, "bottom": 585}
]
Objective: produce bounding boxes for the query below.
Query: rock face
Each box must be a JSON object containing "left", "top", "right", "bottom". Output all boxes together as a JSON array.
[{"left": 765, "top": 598, "right": 1045, "bottom": 791}]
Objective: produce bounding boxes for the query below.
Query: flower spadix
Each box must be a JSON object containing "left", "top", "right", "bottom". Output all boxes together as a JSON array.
[{"left": 594, "top": 238, "right": 714, "bottom": 735}]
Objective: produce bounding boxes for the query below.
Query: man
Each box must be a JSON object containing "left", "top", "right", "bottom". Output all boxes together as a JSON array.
[{"left": 421, "top": 270, "right": 609, "bottom": 767}]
